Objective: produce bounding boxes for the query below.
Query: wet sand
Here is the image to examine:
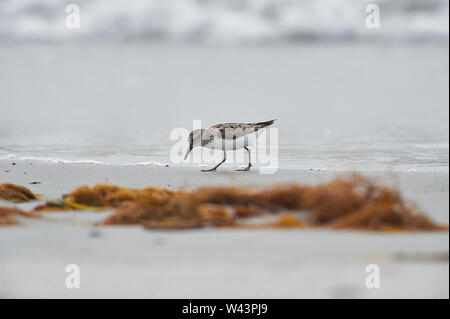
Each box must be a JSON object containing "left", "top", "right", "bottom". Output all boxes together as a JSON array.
[
  {"left": 0, "top": 159, "right": 448, "bottom": 298},
  {"left": 1, "top": 44, "right": 448, "bottom": 171}
]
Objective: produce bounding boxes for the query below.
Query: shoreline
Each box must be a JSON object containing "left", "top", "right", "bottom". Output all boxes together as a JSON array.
[{"left": 1, "top": 159, "right": 448, "bottom": 223}]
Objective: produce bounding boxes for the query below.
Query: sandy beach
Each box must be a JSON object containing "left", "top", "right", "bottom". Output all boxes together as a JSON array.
[{"left": 0, "top": 159, "right": 448, "bottom": 298}]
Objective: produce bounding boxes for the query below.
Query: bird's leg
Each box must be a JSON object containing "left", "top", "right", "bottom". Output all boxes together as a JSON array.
[
  {"left": 202, "top": 150, "right": 226, "bottom": 172},
  {"left": 236, "top": 146, "right": 252, "bottom": 171}
]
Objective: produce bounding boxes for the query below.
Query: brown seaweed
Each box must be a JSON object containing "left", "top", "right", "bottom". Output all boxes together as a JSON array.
[
  {"left": 31, "top": 176, "right": 448, "bottom": 232},
  {"left": 0, "top": 206, "right": 40, "bottom": 226},
  {"left": 63, "top": 184, "right": 176, "bottom": 207},
  {"left": 0, "top": 183, "right": 38, "bottom": 203}
]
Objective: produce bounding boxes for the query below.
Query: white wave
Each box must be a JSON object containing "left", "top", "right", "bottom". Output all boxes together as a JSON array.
[
  {"left": 48, "top": 159, "right": 106, "bottom": 164},
  {"left": 0, "top": 0, "right": 448, "bottom": 43},
  {"left": 13, "top": 156, "right": 106, "bottom": 165},
  {"left": 125, "top": 160, "right": 169, "bottom": 167},
  {"left": 0, "top": 154, "right": 169, "bottom": 167}
]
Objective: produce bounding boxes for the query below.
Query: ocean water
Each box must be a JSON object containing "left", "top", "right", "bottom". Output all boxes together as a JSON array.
[
  {"left": 0, "top": 0, "right": 448, "bottom": 43},
  {"left": 0, "top": 44, "right": 448, "bottom": 171},
  {"left": 0, "top": 0, "right": 448, "bottom": 171}
]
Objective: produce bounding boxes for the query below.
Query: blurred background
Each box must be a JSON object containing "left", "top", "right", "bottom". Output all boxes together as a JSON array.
[{"left": 0, "top": 0, "right": 448, "bottom": 170}]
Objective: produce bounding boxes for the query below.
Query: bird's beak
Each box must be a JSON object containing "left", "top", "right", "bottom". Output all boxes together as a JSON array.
[{"left": 184, "top": 144, "right": 193, "bottom": 160}]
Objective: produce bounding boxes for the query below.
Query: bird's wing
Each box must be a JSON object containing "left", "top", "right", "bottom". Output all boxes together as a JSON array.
[{"left": 210, "top": 123, "right": 259, "bottom": 140}]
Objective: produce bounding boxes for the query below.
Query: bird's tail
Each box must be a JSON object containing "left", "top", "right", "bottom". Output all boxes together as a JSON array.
[{"left": 254, "top": 119, "right": 276, "bottom": 128}]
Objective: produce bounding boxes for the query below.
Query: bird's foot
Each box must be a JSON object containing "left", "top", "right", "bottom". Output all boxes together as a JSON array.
[
  {"left": 236, "top": 165, "right": 251, "bottom": 172},
  {"left": 201, "top": 167, "right": 217, "bottom": 172}
]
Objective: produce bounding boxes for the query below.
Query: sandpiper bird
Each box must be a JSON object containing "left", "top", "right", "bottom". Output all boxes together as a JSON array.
[{"left": 184, "top": 119, "right": 276, "bottom": 172}]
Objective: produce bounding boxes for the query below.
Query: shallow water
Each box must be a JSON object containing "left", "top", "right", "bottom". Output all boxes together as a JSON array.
[{"left": 0, "top": 44, "right": 448, "bottom": 171}]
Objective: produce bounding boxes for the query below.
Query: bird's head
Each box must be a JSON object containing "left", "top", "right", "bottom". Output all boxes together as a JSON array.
[{"left": 184, "top": 129, "right": 204, "bottom": 160}]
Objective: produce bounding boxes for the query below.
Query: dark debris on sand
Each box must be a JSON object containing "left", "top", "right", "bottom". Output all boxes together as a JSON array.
[{"left": 29, "top": 175, "right": 448, "bottom": 232}]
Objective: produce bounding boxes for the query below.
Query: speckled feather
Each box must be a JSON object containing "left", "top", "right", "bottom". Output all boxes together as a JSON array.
[{"left": 209, "top": 119, "right": 276, "bottom": 140}]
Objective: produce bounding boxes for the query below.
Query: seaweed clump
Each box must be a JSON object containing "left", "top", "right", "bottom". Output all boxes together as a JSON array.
[
  {"left": 0, "top": 183, "right": 39, "bottom": 203},
  {"left": 63, "top": 184, "right": 176, "bottom": 207},
  {"left": 35, "top": 184, "right": 177, "bottom": 212},
  {"left": 102, "top": 175, "right": 446, "bottom": 231},
  {"left": 33, "top": 176, "right": 448, "bottom": 232},
  {"left": 0, "top": 206, "right": 39, "bottom": 226}
]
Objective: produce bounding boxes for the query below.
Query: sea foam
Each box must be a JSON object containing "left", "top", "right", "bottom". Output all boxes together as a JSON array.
[{"left": 0, "top": 0, "right": 448, "bottom": 43}]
